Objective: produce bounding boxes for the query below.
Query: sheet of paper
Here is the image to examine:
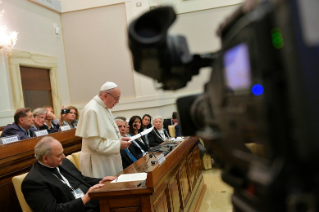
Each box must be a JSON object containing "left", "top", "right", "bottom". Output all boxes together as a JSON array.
[
  {"left": 128, "top": 126, "right": 154, "bottom": 142},
  {"left": 141, "top": 126, "right": 154, "bottom": 136},
  {"left": 169, "top": 137, "right": 185, "bottom": 142},
  {"left": 111, "top": 173, "right": 147, "bottom": 183}
]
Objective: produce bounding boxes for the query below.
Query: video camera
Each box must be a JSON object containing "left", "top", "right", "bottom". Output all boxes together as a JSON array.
[{"left": 128, "top": 0, "right": 319, "bottom": 211}]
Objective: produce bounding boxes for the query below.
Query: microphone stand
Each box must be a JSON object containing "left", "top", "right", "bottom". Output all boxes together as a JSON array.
[{"left": 141, "top": 133, "right": 158, "bottom": 173}]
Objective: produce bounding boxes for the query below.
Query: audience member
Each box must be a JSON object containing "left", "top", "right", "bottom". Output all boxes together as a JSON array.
[
  {"left": 22, "top": 136, "right": 115, "bottom": 212},
  {"left": 172, "top": 112, "right": 180, "bottom": 136},
  {"left": 44, "top": 106, "right": 60, "bottom": 131},
  {"left": 60, "top": 106, "right": 79, "bottom": 128},
  {"left": 141, "top": 114, "right": 152, "bottom": 131},
  {"left": 148, "top": 116, "right": 170, "bottom": 147},
  {"left": 115, "top": 116, "right": 130, "bottom": 136},
  {"left": 115, "top": 119, "right": 139, "bottom": 169},
  {"left": 0, "top": 108, "right": 36, "bottom": 140},
  {"left": 76, "top": 82, "right": 131, "bottom": 178},
  {"left": 33, "top": 108, "right": 59, "bottom": 133},
  {"left": 128, "top": 115, "right": 148, "bottom": 158}
]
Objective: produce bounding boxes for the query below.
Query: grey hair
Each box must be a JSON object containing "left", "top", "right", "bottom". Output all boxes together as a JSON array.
[
  {"left": 152, "top": 115, "right": 163, "bottom": 124},
  {"left": 34, "top": 136, "right": 55, "bottom": 161},
  {"left": 98, "top": 88, "right": 114, "bottom": 96},
  {"left": 33, "top": 107, "right": 47, "bottom": 117},
  {"left": 114, "top": 118, "right": 125, "bottom": 124}
]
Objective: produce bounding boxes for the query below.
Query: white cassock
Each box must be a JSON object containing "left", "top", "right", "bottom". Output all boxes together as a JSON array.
[{"left": 75, "top": 95, "right": 122, "bottom": 178}]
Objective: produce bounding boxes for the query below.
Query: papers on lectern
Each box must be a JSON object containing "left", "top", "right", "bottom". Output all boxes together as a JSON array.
[
  {"left": 111, "top": 173, "right": 147, "bottom": 183},
  {"left": 128, "top": 126, "right": 154, "bottom": 142}
]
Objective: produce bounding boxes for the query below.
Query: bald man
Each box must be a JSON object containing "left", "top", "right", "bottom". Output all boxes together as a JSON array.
[
  {"left": 22, "top": 136, "right": 115, "bottom": 212},
  {"left": 76, "top": 82, "right": 131, "bottom": 178}
]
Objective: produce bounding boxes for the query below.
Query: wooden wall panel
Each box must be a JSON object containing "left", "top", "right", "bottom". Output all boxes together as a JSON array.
[{"left": 168, "top": 172, "right": 181, "bottom": 212}]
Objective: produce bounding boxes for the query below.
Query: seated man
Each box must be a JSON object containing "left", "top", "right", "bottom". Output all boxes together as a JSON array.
[
  {"left": 0, "top": 108, "right": 36, "bottom": 140},
  {"left": 33, "top": 108, "right": 59, "bottom": 133},
  {"left": 22, "top": 136, "right": 116, "bottom": 212},
  {"left": 115, "top": 119, "right": 139, "bottom": 169}
]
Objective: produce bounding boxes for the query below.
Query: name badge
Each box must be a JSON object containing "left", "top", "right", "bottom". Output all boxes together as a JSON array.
[
  {"left": 34, "top": 129, "right": 49, "bottom": 137},
  {"left": 72, "top": 188, "right": 84, "bottom": 199},
  {"left": 0, "top": 135, "right": 20, "bottom": 145},
  {"left": 158, "top": 153, "right": 166, "bottom": 166},
  {"left": 60, "top": 125, "right": 71, "bottom": 132}
]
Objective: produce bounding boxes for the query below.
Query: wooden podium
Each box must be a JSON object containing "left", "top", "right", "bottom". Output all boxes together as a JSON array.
[{"left": 90, "top": 137, "right": 206, "bottom": 212}]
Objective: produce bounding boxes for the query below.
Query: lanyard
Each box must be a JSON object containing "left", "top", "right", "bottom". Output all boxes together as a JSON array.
[
  {"left": 53, "top": 167, "right": 75, "bottom": 191},
  {"left": 154, "top": 129, "right": 166, "bottom": 141}
]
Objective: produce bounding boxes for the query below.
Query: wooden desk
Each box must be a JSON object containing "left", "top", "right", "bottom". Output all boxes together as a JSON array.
[
  {"left": 0, "top": 129, "right": 82, "bottom": 212},
  {"left": 90, "top": 137, "right": 206, "bottom": 212}
]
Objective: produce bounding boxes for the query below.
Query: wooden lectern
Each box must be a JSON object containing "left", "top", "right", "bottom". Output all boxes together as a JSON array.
[{"left": 90, "top": 137, "right": 206, "bottom": 212}]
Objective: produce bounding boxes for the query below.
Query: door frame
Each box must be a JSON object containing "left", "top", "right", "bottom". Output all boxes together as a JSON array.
[{"left": 8, "top": 49, "right": 62, "bottom": 115}]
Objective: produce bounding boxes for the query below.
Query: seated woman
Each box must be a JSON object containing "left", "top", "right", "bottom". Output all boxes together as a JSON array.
[
  {"left": 33, "top": 108, "right": 59, "bottom": 133},
  {"left": 43, "top": 106, "right": 60, "bottom": 132},
  {"left": 128, "top": 115, "right": 149, "bottom": 159},
  {"left": 148, "top": 116, "right": 170, "bottom": 147},
  {"left": 141, "top": 114, "right": 152, "bottom": 131},
  {"left": 59, "top": 106, "right": 79, "bottom": 128}
]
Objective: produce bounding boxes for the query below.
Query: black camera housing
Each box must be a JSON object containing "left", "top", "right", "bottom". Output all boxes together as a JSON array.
[
  {"left": 128, "top": 1, "right": 319, "bottom": 211},
  {"left": 61, "top": 108, "right": 70, "bottom": 114}
]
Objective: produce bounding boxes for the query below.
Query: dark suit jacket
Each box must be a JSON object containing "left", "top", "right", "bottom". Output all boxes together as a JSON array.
[
  {"left": 175, "top": 124, "right": 180, "bottom": 136},
  {"left": 22, "top": 158, "right": 100, "bottom": 212},
  {"left": 0, "top": 123, "right": 36, "bottom": 140},
  {"left": 128, "top": 134, "right": 149, "bottom": 159},
  {"left": 120, "top": 149, "right": 136, "bottom": 169},
  {"left": 148, "top": 128, "right": 170, "bottom": 147},
  {"left": 34, "top": 124, "right": 59, "bottom": 134}
]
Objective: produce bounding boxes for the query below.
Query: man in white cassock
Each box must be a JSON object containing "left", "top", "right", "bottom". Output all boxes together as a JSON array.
[{"left": 76, "top": 82, "right": 131, "bottom": 178}]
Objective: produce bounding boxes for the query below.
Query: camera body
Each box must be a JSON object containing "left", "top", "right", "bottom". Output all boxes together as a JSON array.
[
  {"left": 61, "top": 108, "right": 70, "bottom": 114},
  {"left": 128, "top": 1, "right": 319, "bottom": 211}
]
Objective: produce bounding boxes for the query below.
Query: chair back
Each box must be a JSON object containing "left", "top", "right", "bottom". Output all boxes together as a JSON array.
[
  {"left": 168, "top": 125, "right": 176, "bottom": 137},
  {"left": 12, "top": 173, "right": 33, "bottom": 212},
  {"left": 71, "top": 152, "right": 81, "bottom": 171}
]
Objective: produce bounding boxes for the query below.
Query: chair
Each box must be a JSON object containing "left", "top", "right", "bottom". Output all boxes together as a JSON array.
[
  {"left": 66, "top": 154, "right": 76, "bottom": 166},
  {"left": 71, "top": 152, "right": 81, "bottom": 171},
  {"left": 168, "top": 125, "right": 176, "bottom": 137},
  {"left": 12, "top": 173, "right": 33, "bottom": 212}
]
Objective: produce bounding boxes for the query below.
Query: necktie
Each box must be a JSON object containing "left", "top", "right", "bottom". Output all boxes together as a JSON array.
[{"left": 125, "top": 149, "right": 137, "bottom": 162}]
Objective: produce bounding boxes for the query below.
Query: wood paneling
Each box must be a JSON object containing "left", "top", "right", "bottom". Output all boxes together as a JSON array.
[
  {"left": 153, "top": 190, "right": 169, "bottom": 212},
  {"left": 178, "top": 160, "right": 191, "bottom": 209},
  {"left": 168, "top": 171, "right": 181, "bottom": 212},
  {"left": 0, "top": 129, "right": 82, "bottom": 212},
  {"left": 90, "top": 137, "right": 206, "bottom": 212}
]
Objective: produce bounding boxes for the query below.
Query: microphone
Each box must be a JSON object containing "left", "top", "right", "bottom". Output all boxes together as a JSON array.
[{"left": 133, "top": 123, "right": 138, "bottom": 129}]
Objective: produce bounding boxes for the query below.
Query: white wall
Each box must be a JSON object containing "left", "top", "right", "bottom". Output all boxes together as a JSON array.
[
  {"left": 0, "top": 0, "right": 70, "bottom": 126},
  {"left": 0, "top": 0, "right": 241, "bottom": 126}
]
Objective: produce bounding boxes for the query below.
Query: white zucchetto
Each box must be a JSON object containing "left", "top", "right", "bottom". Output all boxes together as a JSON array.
[{"left": 100, "top": 82, "right": 118, "bottom": 91}]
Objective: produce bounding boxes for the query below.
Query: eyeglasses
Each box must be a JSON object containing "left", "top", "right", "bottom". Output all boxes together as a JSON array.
[{"left": 107, "top": 92, "right": 120, "bottom": 101}]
